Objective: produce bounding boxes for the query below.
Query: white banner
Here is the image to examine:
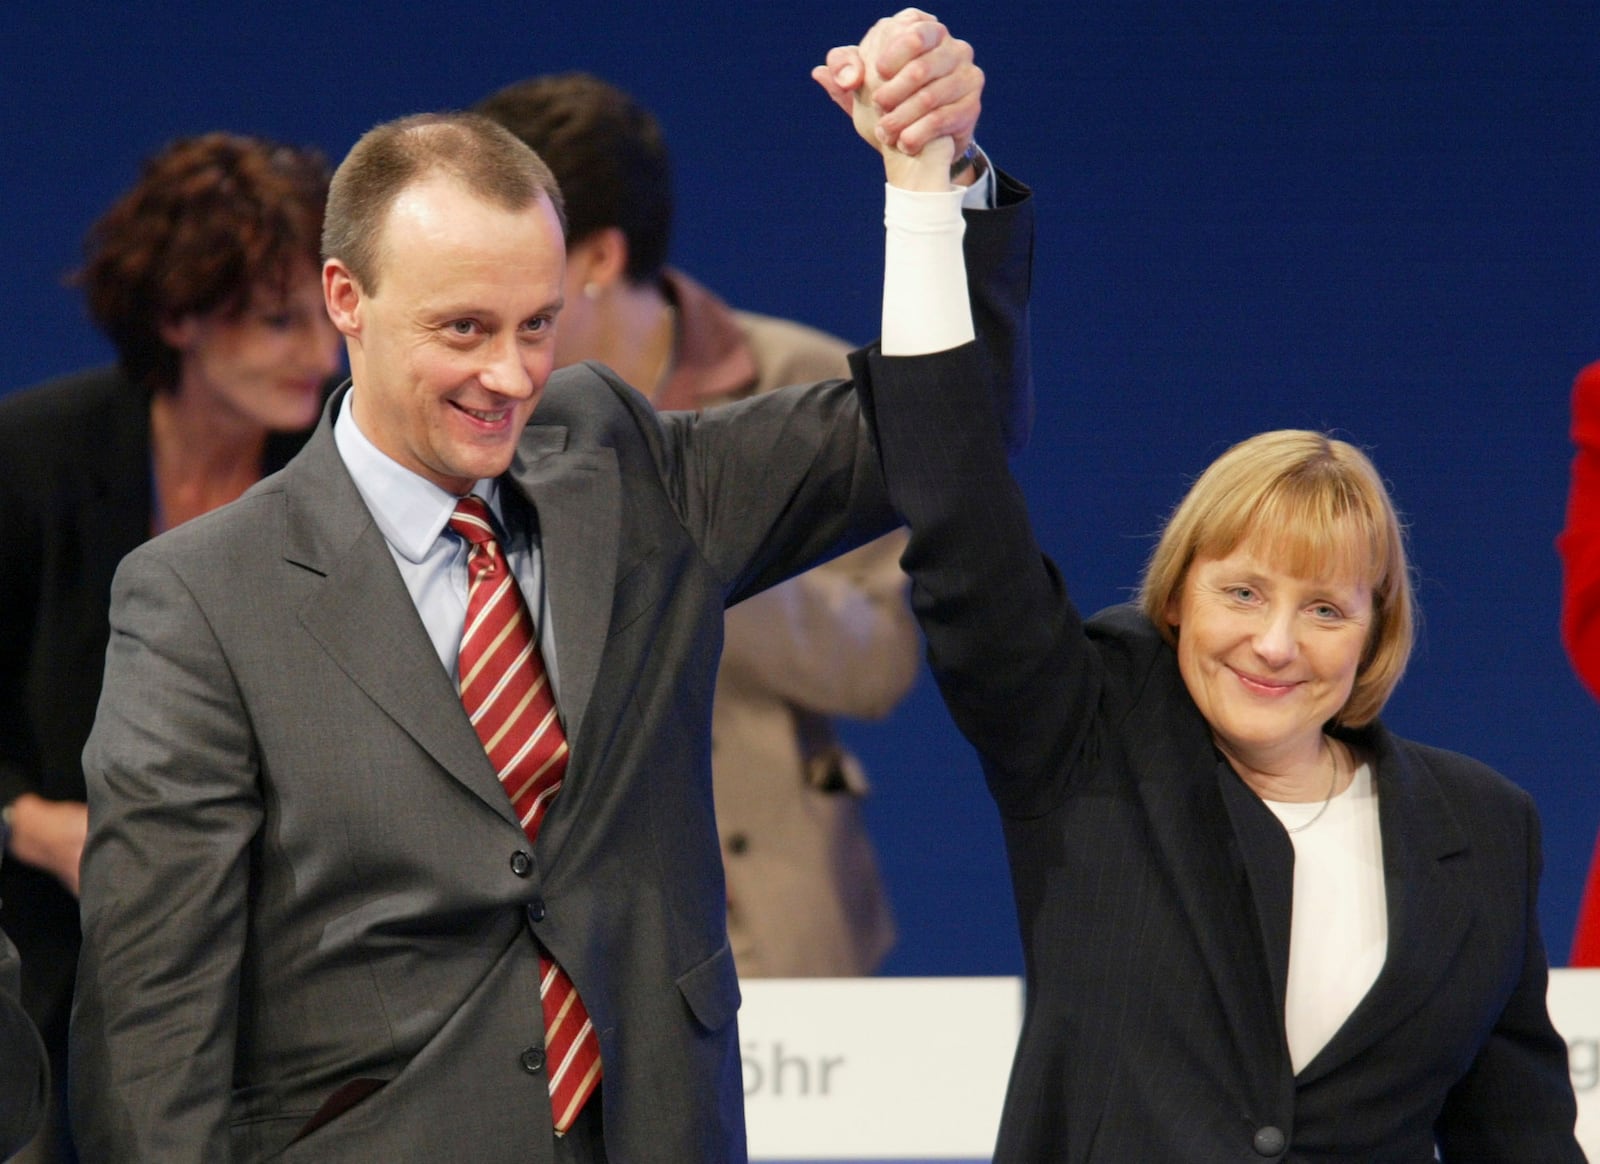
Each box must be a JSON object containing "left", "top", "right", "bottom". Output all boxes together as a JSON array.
[
  {"left": 742, "top": 971, "right": 1600, "bottom": 1161},
  {"left": 741, "top": 977, "right": 1020, "bottom": 1161},
  {"left": 1548, "top": 967, "right": 1600, "bottom": 1154}
]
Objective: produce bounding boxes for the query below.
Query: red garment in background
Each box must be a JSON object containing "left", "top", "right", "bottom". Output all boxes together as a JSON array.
[{"left": 1558, "top": 361, "right": 1600, "bottom": 963}]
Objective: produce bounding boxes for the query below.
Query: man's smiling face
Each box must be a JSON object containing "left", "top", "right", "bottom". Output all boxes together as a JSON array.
[{"left": 328, "top": 172, "right": 567, "bottom": 495}]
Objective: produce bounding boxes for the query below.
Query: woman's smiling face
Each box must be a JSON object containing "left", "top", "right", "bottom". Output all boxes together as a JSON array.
[{"left": 1166, "top": 531, "right": 1373, "bottom": 776}]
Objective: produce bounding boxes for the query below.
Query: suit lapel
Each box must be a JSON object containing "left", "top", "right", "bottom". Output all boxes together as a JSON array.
[
  {"left": 1295, "top": 728, "right": 1472, "bottom": 1083},
  {"left": 276, "top": 389, "right": 625, "bottom": 839},
  {"left": 1131, "top": 690, "right": 1287, "bottom": 1090},
  {"left": 1218, "top": 769, "right": 1296, "bottom": 1017},
  {"left": 504, "top": 422, "right": 619, "bottom": 755},
  {"left": 82, "top": 377, "right": 155, "bottom": 586},
  {"left": 280, "top": 395, "right": 520, "bottom": 830}
]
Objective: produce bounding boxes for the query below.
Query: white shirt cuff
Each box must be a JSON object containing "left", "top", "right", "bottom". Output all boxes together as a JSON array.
[{"left": 881, "top": 183, "right": 974, "bottom": 356}]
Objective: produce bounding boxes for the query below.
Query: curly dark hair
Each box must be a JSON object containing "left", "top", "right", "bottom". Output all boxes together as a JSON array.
[
  {"left": 474, "top": 73, "right": 672, "bottom": 284},
  {"left": 75, "top": 133, "right": 330, "bottom": 395}
]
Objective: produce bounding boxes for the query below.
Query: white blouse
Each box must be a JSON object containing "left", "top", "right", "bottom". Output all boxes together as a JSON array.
[{"left": 1264, "top": 761, "right": 1387, "bottom": 1073}]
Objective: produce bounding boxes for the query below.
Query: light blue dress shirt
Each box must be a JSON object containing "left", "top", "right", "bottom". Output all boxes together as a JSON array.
[{"left": 332, "top": 393, "right": 560, "bottom": 698}]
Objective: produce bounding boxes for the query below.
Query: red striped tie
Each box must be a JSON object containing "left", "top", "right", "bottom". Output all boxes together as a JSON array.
[{"left": 450, "top": 495, "right": 601, "bottom": 1134}]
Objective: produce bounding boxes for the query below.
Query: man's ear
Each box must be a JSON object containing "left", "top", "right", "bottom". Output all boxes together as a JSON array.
[{"left": 323, "top": 258, "right": 365, "bottom": 338}]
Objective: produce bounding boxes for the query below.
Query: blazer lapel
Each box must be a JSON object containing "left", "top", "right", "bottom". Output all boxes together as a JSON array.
[
  {"left": 1131, "top": 691, "right": 1287, "bottom": 1092},
  {"left": 280, "top": 396, "right": 520, "bottom": 830},
  {"left": 504, "top": 423, "right": 619, "bottom": 757},
  {"left": 82, "top": 378, "right": 154, "bottom": 582},
  {"left": 1294, "top": 727, "right": 1472, "bottom": 1083}
]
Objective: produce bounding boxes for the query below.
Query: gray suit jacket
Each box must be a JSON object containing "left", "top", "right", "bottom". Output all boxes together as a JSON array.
[
  {"left": 70, "top": 189, "right": 1034, "bottom": 1163},
  {"left": 659, "top": 270, "right": 906, "bottom": 977}
]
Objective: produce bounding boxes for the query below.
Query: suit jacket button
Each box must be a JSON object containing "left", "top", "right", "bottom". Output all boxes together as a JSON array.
[
  {"left": 1252, "top": 1125, "right": 1286, "bottom": 1156},
  {"left": 527, "top": 898, "right": 547, "bottom": 923},
  {"left": 520, "top": 1046, "right": 546, "bottom": 1074},
  {"left": 510, "top": 850, "right": 533, "bottom": 877}
]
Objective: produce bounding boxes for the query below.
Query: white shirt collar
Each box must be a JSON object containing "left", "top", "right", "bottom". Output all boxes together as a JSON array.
[{"left": 332, "top": 388, "right": 501, "bottom": 562}]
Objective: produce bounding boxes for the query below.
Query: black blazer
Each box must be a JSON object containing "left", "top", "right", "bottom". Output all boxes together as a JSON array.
[
  {"left": 1, "top": 852, "right": 48, "bottom": 1157},
  {"left": 0, "top": 366, "right": 310, "bottom": 1030},
  {"left": 857, "top": 344, "right": 1582, "bottom": 1162}
]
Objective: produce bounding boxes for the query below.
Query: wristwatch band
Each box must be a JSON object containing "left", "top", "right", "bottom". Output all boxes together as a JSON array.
[{"left": 949, "top": 140, "right": 988, "bottom": 184}]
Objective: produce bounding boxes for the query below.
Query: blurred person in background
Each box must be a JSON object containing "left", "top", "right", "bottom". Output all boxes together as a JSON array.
[
  {"left": 474, "top": 73, "right": 924, "bottom": 976},
  {"left": 2, "top": 844, "right": 49, "bottom": 1159},
  {"left": 0, "top": 131, "right": 340, "bottom": 1161},
  {"left": 1559, "top": 360, "right": 1600, "bottom": 964}
]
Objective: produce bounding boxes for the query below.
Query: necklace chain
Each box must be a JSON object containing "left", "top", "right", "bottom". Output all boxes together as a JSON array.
[{"left": 1284, "top": 738, "right": 1340, "bottom": 835}]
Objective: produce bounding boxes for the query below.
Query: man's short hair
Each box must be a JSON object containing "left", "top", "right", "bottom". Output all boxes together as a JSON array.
[
  {"left": 474, "top": 73, "right": 671, "bottom": 284},
  {"left": 323, "top": 111, "right": 566, "bottom": 293}
]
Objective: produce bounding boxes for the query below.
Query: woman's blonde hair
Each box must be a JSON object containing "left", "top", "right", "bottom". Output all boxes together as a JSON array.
[{"left": 1137, "top": 430, "right": 1413, "bottom": 727}]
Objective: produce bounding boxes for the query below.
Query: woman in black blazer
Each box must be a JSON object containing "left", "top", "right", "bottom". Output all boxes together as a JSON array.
[
  {"left": 861, "top": 343, "right": 1582, "bottom": 1159},
  {"left": 0, "top": 132, "right": 339, "bottom": 1160}
]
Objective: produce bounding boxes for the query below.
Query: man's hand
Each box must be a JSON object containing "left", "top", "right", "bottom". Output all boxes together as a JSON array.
[
  {"left": 5, "top": 794, "right": 87, "bottom": 897},
  {"left": 812, "top": 8, "right": 981, "bottom": 186}
]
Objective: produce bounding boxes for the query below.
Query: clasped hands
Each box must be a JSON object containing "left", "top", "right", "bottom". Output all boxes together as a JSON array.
[{"left": 813, "top": 8, "right": 983, "bottom": 191}]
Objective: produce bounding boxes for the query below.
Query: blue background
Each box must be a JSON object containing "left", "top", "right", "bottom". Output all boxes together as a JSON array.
[{"left": 3, "top": 2, "right": 1598, "bottom": 978}]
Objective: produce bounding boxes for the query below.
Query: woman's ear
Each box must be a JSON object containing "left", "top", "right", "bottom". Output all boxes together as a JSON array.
[{"left": 568, "top": 226, "right": 630, "bottom": 295}]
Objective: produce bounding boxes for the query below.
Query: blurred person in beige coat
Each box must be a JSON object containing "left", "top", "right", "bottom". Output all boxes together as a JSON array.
[{"left": 475, "top": 73, "right": 914, "bottom": 975}]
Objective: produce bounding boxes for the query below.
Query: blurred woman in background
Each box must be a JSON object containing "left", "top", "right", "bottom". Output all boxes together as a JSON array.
[{"left": 0, "top": 131, "right": 340, "bottom": 1161}]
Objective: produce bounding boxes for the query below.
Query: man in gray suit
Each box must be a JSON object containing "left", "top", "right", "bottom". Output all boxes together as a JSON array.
[
  {"left": 70, "top": 13, "right": 1031, "bottom": 1162},
  {"left": 473, "top": 70, "right": 913, "bottom": 981}
]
